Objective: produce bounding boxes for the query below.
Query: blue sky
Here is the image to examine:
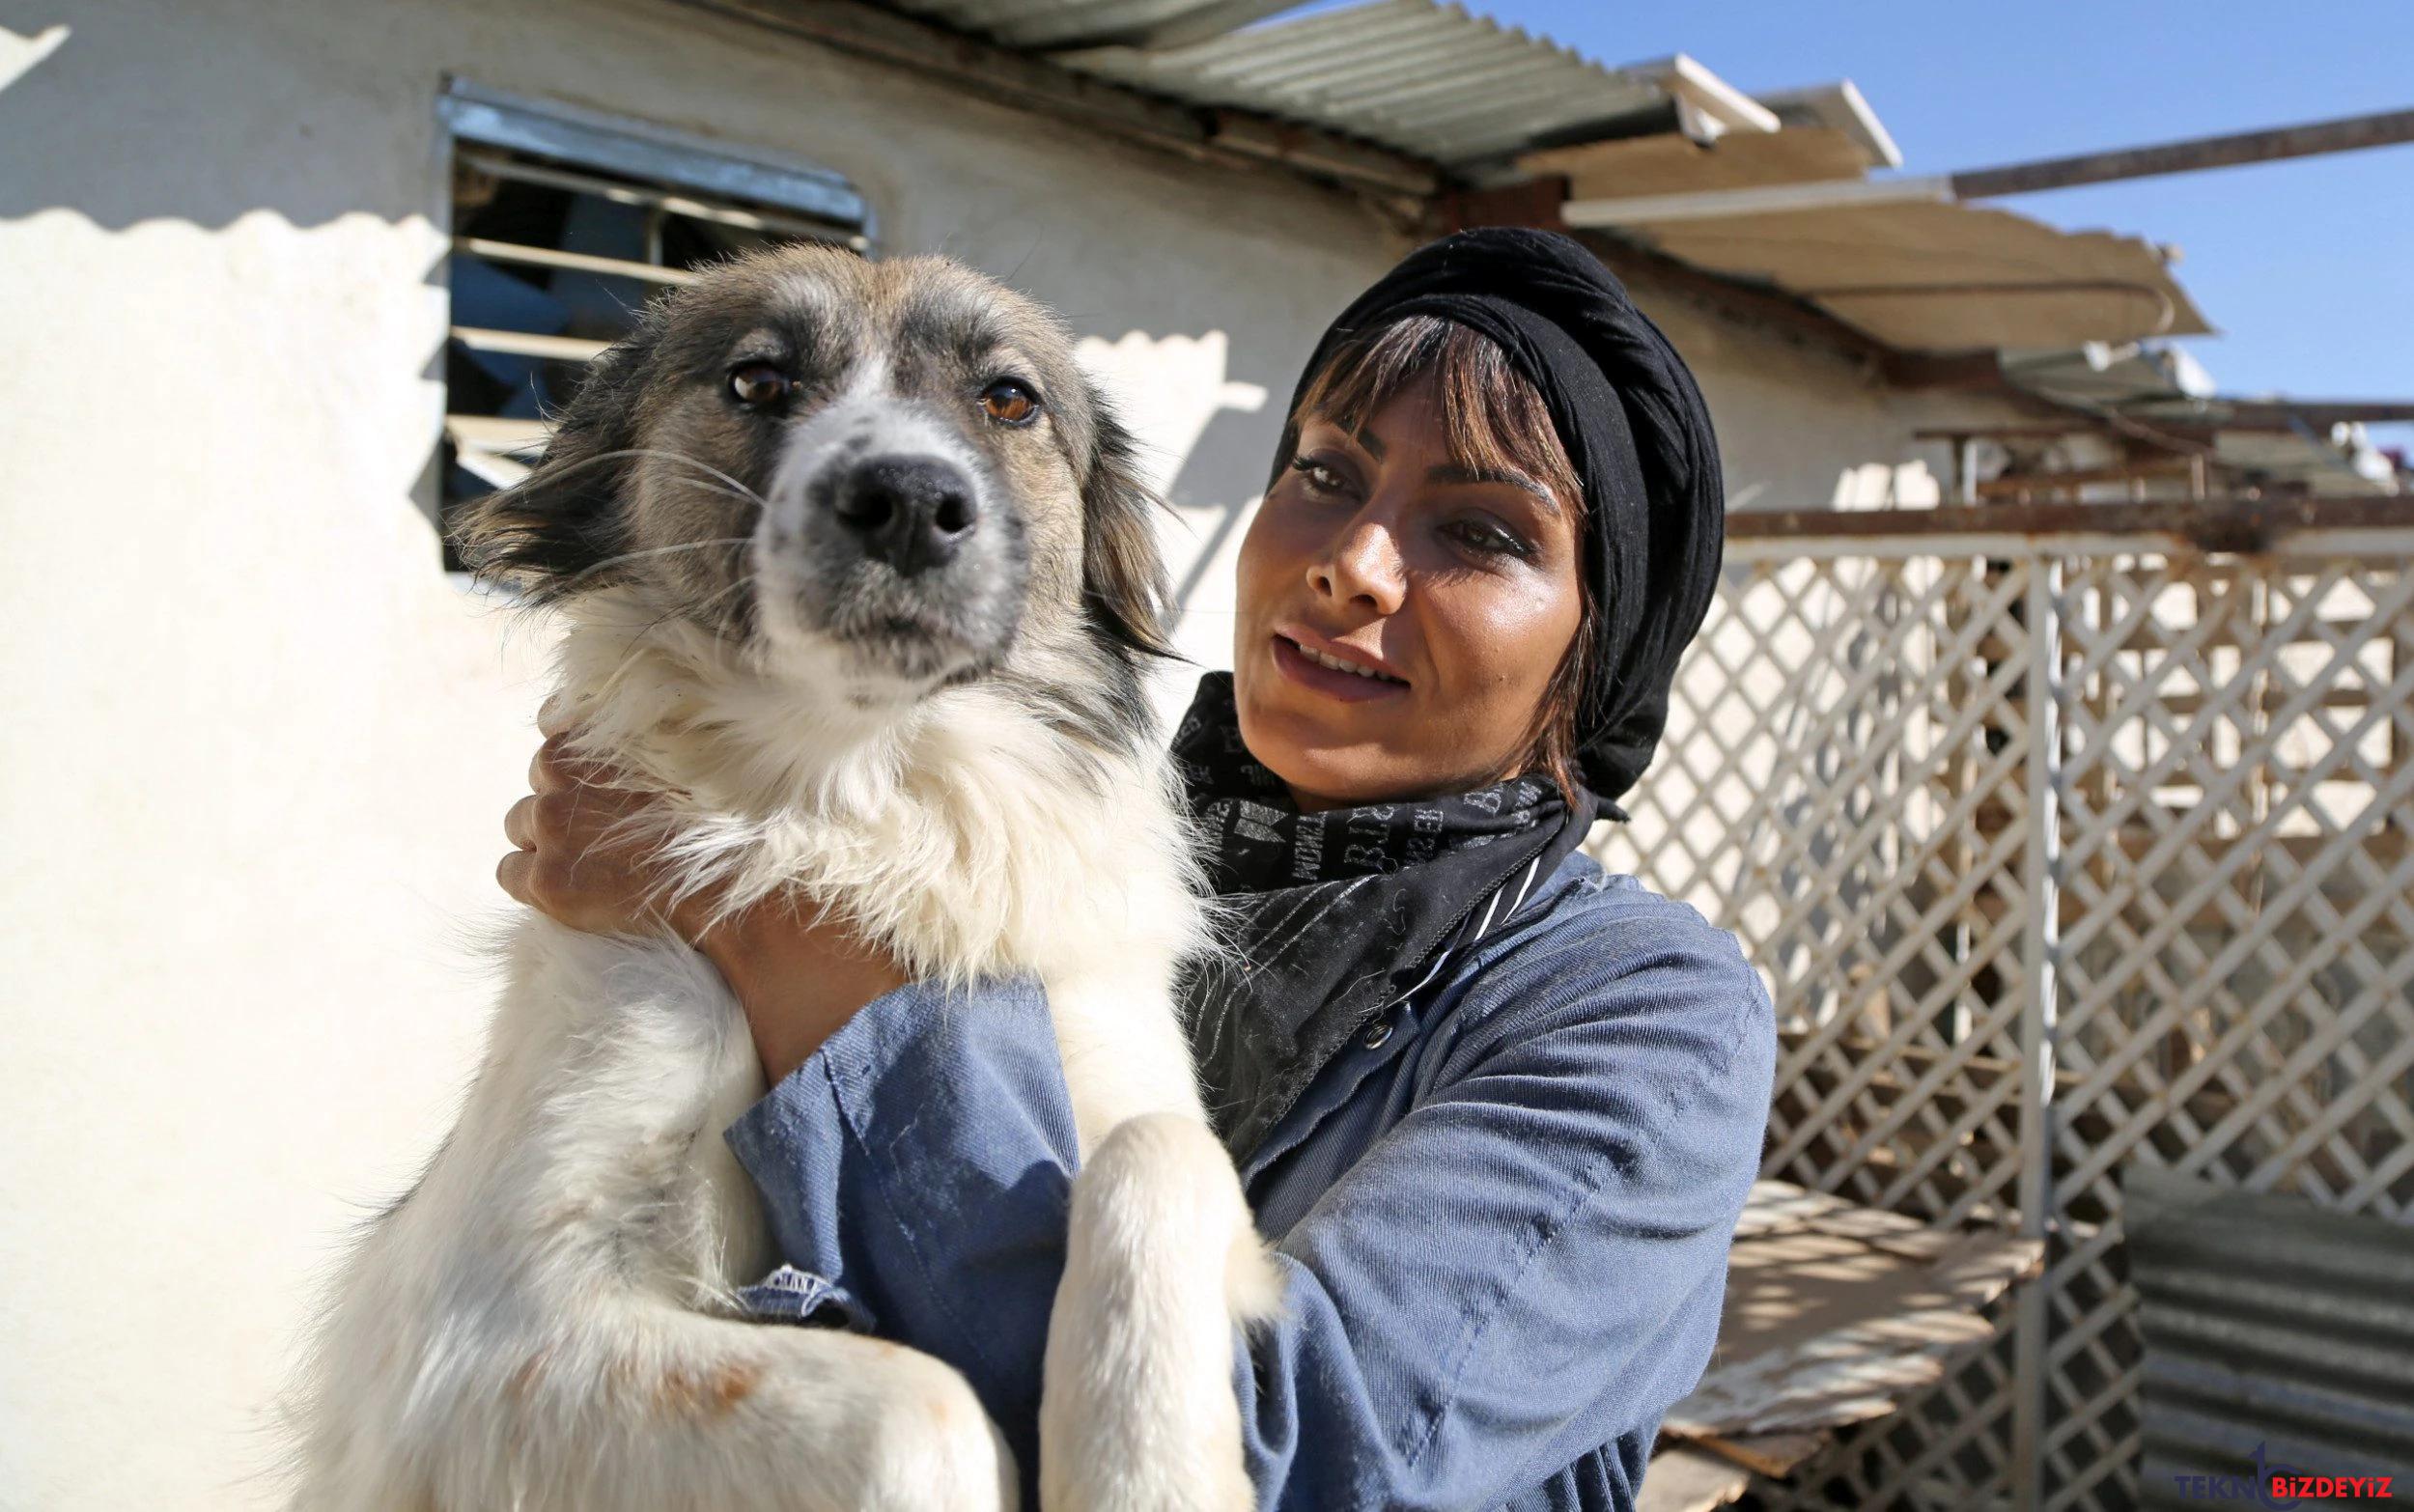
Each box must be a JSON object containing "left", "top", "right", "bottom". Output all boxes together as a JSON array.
[{"left": 1460, "top": 1, "right": 2414, "bottom": 447}]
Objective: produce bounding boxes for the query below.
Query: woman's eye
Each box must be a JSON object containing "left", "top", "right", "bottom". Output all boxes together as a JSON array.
[
  {"left": 727, "top": 362, "right": 793, "bottom": 408},
  {"left": 1288, "top": 455, "right": 1349, "bottom": 495},
  {"left": 1448, "top": 518, "right": 1533, "bottom": 560},
  {"left": 980, "top": 378, "right": 1041, "bottom": 427}
]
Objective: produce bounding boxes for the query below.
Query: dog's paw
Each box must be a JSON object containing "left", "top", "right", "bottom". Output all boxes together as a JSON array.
[
  {"left": 1075, "top": 1112, "right": 1281, "bottom": 1327},
  {"left": 841, "top": 1348, "right": 1019, "bottom": 1512}
]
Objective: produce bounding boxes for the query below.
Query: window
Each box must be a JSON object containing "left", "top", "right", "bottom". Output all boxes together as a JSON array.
[{"left": 435, "top": 82, "right": 873, "bottom": 565}]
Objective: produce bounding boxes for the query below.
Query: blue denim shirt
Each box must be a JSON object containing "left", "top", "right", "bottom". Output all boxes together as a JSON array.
[{"left": 723, "top": 852, "right": 1775, "bottom": 1512}]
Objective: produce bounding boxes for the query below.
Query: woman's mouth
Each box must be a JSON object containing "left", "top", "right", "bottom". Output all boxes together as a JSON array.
[{"left": 1272, "top": 634, "right": 1411, "bottom": 703}]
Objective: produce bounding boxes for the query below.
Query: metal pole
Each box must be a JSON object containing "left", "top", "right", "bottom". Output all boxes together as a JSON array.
[
  {"left": 1951, "top": 107, "right": 2414, "bottom": 200},
  {"left": 2012, "top": 555, "right": 2063, "bottom": 1512},
  {"left": 1565, "top": 107, "right": 2414, "bottom": 227}
]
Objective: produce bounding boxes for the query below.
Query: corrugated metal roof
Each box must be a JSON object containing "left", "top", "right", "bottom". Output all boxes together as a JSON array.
[
  {"left": 1059, "top": 1, "right": 1669, "bottom": 166},
  {"left": 883, "top": 0, "right": 1301, "bottom": 51},
  {"left": 1572, "top": 195, "right": 2211, "bottom": 353},
  {"left": 2126, "top": 1167, "right": 2414, "bottom": 1508},
  {"left": 885, "top": 0, "right": 1674, "bottom": 168}
]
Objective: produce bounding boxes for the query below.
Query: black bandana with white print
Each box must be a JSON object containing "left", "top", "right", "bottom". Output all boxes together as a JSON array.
[{"left": 1170, "top": 672, "right": 1598, "bottom": 1159}]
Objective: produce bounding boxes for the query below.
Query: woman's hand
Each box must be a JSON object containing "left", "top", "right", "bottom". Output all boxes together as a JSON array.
[
  {"left": 498, "top": 700, "right": 909, "bottom": 1085},
  {"left": 497, "top": 714, "right": 700, "bottom": 940}
]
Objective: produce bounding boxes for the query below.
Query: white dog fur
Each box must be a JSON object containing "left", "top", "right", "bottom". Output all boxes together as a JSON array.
[{"left": 283, "top": 248, "right": 1278, "bottom": 1512}]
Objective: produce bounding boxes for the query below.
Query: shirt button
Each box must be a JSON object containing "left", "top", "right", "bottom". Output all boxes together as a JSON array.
[{"left": 1360, "top": 1018, "right": 1393, "bottom": 1050}]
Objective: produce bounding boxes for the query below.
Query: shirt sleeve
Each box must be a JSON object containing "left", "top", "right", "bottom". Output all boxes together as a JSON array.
[
  {"left": 1236, "top": 903, "right": 1776, "bottom": 1510},
  {"left": 721, "top": 972, "right": 1076, "bottom": 1488},
  {"left": 722, "top": 907, "right": 1774, "bottom": 1512}
]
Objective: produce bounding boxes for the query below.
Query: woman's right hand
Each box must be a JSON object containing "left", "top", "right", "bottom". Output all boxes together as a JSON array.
[
  {"left": 496, "top": 698, "right": 910, "bottom": 1084},
  {"left": 497, "top": 700, "right": 708, "bottom": 941}
]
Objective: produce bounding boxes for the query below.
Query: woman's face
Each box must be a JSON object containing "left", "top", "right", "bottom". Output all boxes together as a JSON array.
[{"left": 1233, "top": 376, "right": 1585, "bottom": 811}]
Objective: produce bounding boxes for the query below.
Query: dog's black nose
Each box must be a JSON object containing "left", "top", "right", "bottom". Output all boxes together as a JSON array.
[{"left": 832, "top": 455, "right": 979, "bottom": 574}]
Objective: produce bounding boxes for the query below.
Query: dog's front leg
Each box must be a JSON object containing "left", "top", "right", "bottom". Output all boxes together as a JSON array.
[{"left": 1038, "top": 1113, "right": 1280, "bottom": 1512}]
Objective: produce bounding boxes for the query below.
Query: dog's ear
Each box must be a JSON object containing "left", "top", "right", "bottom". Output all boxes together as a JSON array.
[
  {"left": 450, "top": 321, "right": 658, "bottom": 599},
  {"left": 1081, "top": 400, "right": 1180, "bottom": 661}
]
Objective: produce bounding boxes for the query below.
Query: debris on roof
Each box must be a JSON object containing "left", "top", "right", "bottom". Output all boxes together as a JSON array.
[
  {"left": 2005, "top": 347, "right": 2404, "bottom": 495},
  {"left": 1640, "top": 1180, "right": 2042, "bottom": 1512}
]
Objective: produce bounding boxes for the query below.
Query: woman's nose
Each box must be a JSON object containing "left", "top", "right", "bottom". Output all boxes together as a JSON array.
[{"left": 1307, "top": 511, "right": 1407, "bottom": 614}]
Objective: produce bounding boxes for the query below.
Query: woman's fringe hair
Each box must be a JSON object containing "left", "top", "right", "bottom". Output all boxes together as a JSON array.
[{"left": 1278, "top": 315, "right": 1596, "bottom": 808}]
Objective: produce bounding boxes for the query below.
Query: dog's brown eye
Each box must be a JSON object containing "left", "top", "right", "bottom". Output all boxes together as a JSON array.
[
  {"left": 728, "top": 362, "right": 793, "bottom": 408},
  {"left": 981, "top": 378, "right": 1040, "bottom": 427}
]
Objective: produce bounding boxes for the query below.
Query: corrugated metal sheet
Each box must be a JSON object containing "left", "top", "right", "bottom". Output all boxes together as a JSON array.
[
  {"left": 885, "top": 0, "right": 1671, "bottom": 167},
  {"left": 880, "top": 0, "right": 1299, "bottom": 50},
  {"left": 2125, "top": 1167, "right": 2414, "bottom": 1508},
  {"left": 1570, "top": 194, "right": 2210, "bottom": 352},
  {"left": 1059, "top": 1, "right": 1668, "bottom": 166}
]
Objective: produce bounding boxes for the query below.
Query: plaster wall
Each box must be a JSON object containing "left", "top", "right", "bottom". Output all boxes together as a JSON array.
[{"left": 0, "top": 2, "right": 2022, "bottom": 1503}]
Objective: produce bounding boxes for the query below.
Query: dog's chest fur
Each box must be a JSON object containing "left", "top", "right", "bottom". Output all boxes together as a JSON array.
[{"left": 287, "top": 607, "right": 1216, "bottom": 1509}]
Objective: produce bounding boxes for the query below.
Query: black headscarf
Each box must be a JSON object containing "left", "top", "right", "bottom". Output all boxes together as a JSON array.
[
  {"left": 1180, "top": 228, "right": 1727, "bottom": 1159},
  {"left": 1278, "top": 226, "right": 1727, "bottom": 805}
]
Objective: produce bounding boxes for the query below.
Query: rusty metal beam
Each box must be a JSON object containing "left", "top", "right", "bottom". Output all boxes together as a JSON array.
[
  {"left": 1949, "top": 107, "right": 2414, "bottom": 200},
  {"left": 1914, "top": 424, "right": 2118, "bottom": 441},
  {"left": 1565, "top": 106, "right": 2414, "bottom": 225},
  {"left": 1726, "top": 495, "right": 2414, "bottom": 552},
  {"left": 1432, "top": 174, "right": 1575, "bottom": 237},
  {"left": 1975, "top": 460, "right": 2200, "bottom": 499},
  {"left": 2142, "top": 399, "right": 2414, "bottom": 431}
]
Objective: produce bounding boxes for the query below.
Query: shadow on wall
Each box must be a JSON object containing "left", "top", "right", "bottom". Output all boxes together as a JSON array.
[
  {"left": 0, "top": 17, "right": 440, "bottom": 231},
  {"left": 1075, "top": 329, "right": 1284, "bottom": 621},
  {"left": 0, "top": 7, "right": 1336, "bottom": 625}
]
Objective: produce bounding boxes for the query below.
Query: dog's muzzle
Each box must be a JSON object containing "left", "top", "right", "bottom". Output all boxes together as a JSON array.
[
  {"left": 831, "top": 455, "right": 979, "bottom": 575},
  {"left": 756, "top": 394, "right": 1026, "bottom": 687}
]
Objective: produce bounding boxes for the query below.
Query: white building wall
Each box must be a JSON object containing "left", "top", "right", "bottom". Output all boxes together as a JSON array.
[{"left": 0, "top": 2, "right": 2024, "bottom": 1504}]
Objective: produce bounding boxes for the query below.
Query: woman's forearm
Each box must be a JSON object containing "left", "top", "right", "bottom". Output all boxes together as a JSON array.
[{"left": 697, "top": 903, "right": 909, "bottom": 1086}]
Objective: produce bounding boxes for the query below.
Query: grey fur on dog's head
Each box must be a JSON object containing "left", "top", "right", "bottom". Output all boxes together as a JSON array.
[{"left": 456, "top": 244, "right": 1176, "bottom": 743}]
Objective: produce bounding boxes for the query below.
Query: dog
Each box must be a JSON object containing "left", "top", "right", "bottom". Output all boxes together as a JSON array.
[{"left": 284, "top": 245, "right": 1278, "bottom": 1511}]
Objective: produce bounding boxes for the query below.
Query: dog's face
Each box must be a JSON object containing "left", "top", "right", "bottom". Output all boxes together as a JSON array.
[{"left": 459, "top": 245, "right": 1171, "bottom": 719}]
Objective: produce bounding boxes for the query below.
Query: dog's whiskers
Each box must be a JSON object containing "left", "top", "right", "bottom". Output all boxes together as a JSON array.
[
  {"left": 574, "top": 574, "right": 762, "bottom": 711},
  {"left": 519, "top": 447, "right": 772, "bottom": 513},
  {"left": 559, "top": 536, "right": 754, "bottom": 591}
]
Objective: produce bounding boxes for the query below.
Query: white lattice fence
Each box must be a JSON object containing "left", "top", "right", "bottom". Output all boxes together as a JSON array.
[{"left": 1596, "top": 504, "right": 2414, "bottom": 1512}]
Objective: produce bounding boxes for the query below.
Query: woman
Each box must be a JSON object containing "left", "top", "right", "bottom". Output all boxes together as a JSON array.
[{"left": 501, "top": 228, "right": 1775, "bottom": 1511}]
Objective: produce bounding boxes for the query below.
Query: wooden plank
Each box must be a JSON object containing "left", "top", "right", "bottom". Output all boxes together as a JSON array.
[
  {"left": 1690, "top": 1429, "right": 1830, "bottom": 1478},
  {"left": 1662, "top": 1206, "right": 2042, "bottom": 1440},
  {"left": 444, "top": 414, "right": 552, "bottom": 454},
  {"left": 1726, "top": 495, "right": 2414, "bottom": 549},
  {"left": 1518, "top": 126, "right": 1868, "bottom": 200},
  {"left": 449, "top": 326, "right": 611, "bottom": 363},
  {"left": 1726, "top": 1179, "right": 1859, "bottom": 1240},
  {"left": 455, "top": 237, "right": 702, "bottom": 287},
  {"left": 1637, "top": 1443, "right": 1753, "bottom": 1512}
]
